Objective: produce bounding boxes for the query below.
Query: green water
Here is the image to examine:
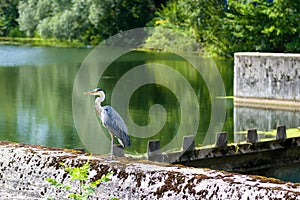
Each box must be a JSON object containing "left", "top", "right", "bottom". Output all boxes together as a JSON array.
[
  {"left": 0, "top": 45, "right": 233, "bottom": 152},
  {"left": 0, "top": 46, "right": 91, "bottom": 148},
  {"left": 0, "top": 45, "right": 299, "bottom": 183}
]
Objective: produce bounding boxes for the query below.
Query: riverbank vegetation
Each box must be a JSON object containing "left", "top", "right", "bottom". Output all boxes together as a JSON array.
[
  {"left": 1, "top": 0, "right": 300, "bottom": 57},
  {"left": 0, "top": 36, "right": 83, "bottom": 47}
]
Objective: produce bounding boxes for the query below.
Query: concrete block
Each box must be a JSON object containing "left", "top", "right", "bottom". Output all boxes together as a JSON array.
[
  {"left": 247, "top": 129, "right": 258, "bottom": 143},
  {"left": 183, "top": 135, "right": 195, "bottom": 151},
  {"left": 215, "top": 132, "right": 228, "bottom": 147},
  {"left": 276, "top": 125, "right": 287, "bottom": 140}
]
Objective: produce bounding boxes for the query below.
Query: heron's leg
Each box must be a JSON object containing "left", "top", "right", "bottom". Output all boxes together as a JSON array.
[{"left": 110, "top": 132, "right": 114, "bottom": 159}]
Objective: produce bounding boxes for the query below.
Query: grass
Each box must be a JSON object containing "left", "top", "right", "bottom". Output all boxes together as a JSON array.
[{"left": 0, "top": 37, "right": 85, "bottom": 47}]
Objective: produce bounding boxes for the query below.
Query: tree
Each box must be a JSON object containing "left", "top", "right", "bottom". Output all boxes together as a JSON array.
[
  {"left": 221, "top": 0, "right": 300, "bottom": 55},
  {"left": 88, "top": 0, "right": 156, "bottom": 43},
  {"left": 0, "top": 0, "right": 23, "bottom": 37},
  {"left": 37, "top": 0, "right": 91, "bottom": 42},
  {"left": 144, "top": 0, "right": 225, "bottom": 54},
  {"left": 148, "top": 0, "right": 300, "bottom": 57},
  {"left": 18, "top": 0, "right": 40, "bottom": 37},
  {"left": 17, "top": 0, "right": 157, "bottom": 44}
]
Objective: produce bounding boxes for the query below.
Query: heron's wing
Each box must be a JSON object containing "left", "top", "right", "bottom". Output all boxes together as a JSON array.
[{"left": 101, "top": 106, "right": 131, "bottom": 147}]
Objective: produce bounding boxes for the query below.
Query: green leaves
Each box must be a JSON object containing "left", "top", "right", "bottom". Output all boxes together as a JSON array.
[
  {"left": 90, "top": 173, "right": 112, "bottom": 187},
  {"left": 150, "top": 0, "right": 300, "bottom": 57},
  {"left": 222, "top": 0, "right": 300, "bottom": 55},
  {"left": 45, "top": 158, "right": 117, "bottom": 200},
  {"left": 45, "top": 177, "right": 72, "bottom": 190},
  {"left": 65, "top": 162, "right": 90, "bottom": 182},
  {"left": 16, "top": 0, "right": 156, "bottom": 44},
  {"left": 145, "top": 0, "right": 226, "bottom": 54}
]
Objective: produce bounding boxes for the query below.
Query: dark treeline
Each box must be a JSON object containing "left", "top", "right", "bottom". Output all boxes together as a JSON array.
[{"left": 1, "top": 0, "right": 300, "bottom": 57}]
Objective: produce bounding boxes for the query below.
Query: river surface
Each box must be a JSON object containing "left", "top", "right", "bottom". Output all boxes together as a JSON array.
[
  {"left": 0, "top": 45, "right": 234, "bottom": 151},
  {"left": 0, "top": 45, "right": 299, "bottom": 182}
]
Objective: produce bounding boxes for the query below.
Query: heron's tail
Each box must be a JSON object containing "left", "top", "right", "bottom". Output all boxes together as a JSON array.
[
  {"left": 124, "top": 133, "right": 131, "bottom": 147},
  {"left": 118, "top": 131, "right": 131, "bottom": 147}
]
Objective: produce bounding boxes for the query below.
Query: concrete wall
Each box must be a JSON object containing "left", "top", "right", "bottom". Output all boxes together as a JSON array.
[
  {"left": 234, "top": 52, "right": 300, "bottom": 101},
  {"left": 0, "top": 141, "right": 299, "bottom": 199}
]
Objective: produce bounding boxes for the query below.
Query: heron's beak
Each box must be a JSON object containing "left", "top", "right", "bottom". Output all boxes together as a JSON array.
[{"left": 84, "top": 91, "right": 95, "bottom": 95}]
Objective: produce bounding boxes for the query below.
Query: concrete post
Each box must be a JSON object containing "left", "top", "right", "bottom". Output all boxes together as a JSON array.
[
  {"left": 247, "top": 129, "right": 258, "bottom": 143},
  {"left": 215, "top": 132, "right": 228, "bottom": 147},
  {"left": 183, "top": 136, "right": 195, "bottom": 151},
  {"left": 147, "top": 140, "right": 162, "bottom": 161},
  {"left": 276, "top": 125, "right": 287, "bottom": 140}
]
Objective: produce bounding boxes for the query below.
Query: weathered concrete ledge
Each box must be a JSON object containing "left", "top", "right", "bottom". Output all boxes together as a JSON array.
[
  {"left": 234, "top": 52, "right": 300, "bottom": 109},
  {"left": 0, "top": 141, "right": 299, "bottom": 199}
]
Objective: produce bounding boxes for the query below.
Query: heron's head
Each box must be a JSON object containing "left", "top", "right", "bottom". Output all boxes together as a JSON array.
[{"left": 84, "top": 88, "right": 105, "bottom": 98}]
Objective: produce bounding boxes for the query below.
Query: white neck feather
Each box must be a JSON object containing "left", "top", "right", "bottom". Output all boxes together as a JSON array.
[
  {"left": 95, "top": 90, "right": 105, "bottom": 107},
  {"left": 95, "top": 97, "right": 102, "bottom": 107}
]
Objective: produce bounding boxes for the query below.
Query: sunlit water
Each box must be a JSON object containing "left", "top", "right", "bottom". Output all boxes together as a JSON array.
[
  {"left": 0, "top": 45, "right": 234, "bottom": 150},
  {"left": 0, "top": 46, "right": 91, "bottom": 148},
  {"left": 0, "top": 45, "right": 299, "bottom": 182}
]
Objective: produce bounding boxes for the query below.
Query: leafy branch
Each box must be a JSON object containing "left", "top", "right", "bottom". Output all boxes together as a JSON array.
[{"left": 45, "top": 157, "right": 117, "bottom": 200}]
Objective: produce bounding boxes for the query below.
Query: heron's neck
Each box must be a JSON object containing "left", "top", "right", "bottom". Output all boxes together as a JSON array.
[{"left": 95, "top": 96, "right": 104, "bottom": 107}]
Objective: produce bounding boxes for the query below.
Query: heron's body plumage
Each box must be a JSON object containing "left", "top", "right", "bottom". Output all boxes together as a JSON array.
[
  {"left": 99, "top": 105, "right": 130, "bottom": 147},
  {"left": 93, "top": 91, "right": 131, "bottom": 148},
  {"left": 85, "top": 88, "right": 131, "bottom": 158}
]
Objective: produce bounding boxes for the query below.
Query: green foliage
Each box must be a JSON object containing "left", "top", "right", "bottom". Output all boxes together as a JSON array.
[
  {"left": 88, "top": 0, "right": 155, "bottom": 42},
  {"left": 143, "top": 1, "right": 194, "bottom": 52},
  {"left": 149, "top": 0, "right": 300, "bottom": 57},
  {"left": 221, "top": 0, "right": 300, "bottom": 56},
  {"left": 144, "top": 0, "right": 225, "bottom": 54},
  {"left": 0, "top": 0, "right": 23, "bottom": 37},
  {"left": 1, "top": 0, "right": 160, "bottom": 44},
  {"left": 4, "top": 0, "right": 300, "bottom": 56},
  {"left": 143, "top": 26, "right": 201, "bottom": 52},
  {"left": 46, "top": 159, "right": 116, "bottom": 200},
  {"left": 17, "top": 0, "right": 40, "bottom": 37},
  {"left": 16, "top": 0, "right": 156, "bottom": 44}
]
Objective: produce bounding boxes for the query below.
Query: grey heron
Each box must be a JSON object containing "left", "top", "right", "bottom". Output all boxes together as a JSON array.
[{"left": 84, "top": 88, "right": 131, "bottom": 158}]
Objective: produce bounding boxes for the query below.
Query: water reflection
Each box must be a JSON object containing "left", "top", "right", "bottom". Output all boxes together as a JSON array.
[
  {"left": 0, "top": 46, "right": 91, "bottom": 148},
  {"left": 0, "top": 45, "right": 233, "bottom": 153},
  {"left": 234, "top": 106, "right": 300, "bottom": 142},
  {"left": 2, "top": 45, "right": 300, "bottom": 184},
  {"left": 95, "top": 51, "right": 231, "bottom": 153}
]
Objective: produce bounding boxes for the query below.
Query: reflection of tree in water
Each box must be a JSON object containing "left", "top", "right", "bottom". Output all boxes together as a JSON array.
[
  {"left": 0, "top": 47, "right": 90, "bottom": 148},
  {"left": 0, "top": 48, "right": 233, "bottom": 154}
]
